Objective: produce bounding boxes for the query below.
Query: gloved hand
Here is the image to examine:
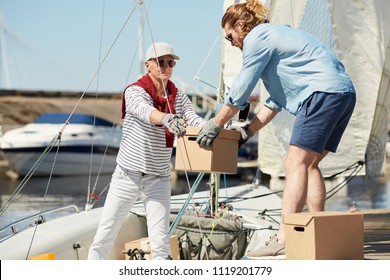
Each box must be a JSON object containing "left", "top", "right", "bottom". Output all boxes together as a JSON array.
[
  {"left": 161, "top": 114, "right": 186, "bottom": 136},
  {"left": 196, "top": 118, "right": 222, "bottom": 147},
  {"left": 233, "top": 124, "right": 254, "bottom": 147}
]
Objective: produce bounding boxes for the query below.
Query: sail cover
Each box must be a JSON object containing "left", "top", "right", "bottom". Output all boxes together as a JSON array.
[
  {"left": 221, "top": 0, "right": 390, "bottom": 177},
  {"left": 170, "top": 214, "right": 248, "bottom": 260}
]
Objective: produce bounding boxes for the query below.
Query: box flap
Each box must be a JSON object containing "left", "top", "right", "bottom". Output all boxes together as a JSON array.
[
  {"left": 184, "top": 126, "right": 240, "bottom": 140},
  {"left": 283, "top": 212, "right": 314, "bottom": 226},
  {"left": 182, "top": 126, "right": 200, "bottom": 136},
  {"left": 283, "top": 211, "right": 363, "bottom": 226}
]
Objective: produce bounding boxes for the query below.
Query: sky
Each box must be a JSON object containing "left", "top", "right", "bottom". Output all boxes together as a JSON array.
[{"left": 0, "top": 0, "right": 225, "bottom": 94}]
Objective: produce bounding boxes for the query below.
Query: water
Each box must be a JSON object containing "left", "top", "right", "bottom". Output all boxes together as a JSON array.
[{"left": 1, "top": 167, "right": 390, "bottom": 229}]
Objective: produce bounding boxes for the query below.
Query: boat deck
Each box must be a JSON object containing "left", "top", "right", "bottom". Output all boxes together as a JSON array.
[{"left": 363, "top": 209, "right": 390, "bottom": 260}]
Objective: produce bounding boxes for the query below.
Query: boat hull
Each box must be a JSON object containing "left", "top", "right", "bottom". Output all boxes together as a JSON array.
[
  {"left": 0, "top": 208, "right": 148, "bottom": 260},
  {"left": 0, "top": 184, "right": 282, "bottom": 260},
  {"left": 2, "top": 147, "right": 118, "bottom": 176},
  {"left": 0, "top": 113, "right": 122, "bottom": 176}
]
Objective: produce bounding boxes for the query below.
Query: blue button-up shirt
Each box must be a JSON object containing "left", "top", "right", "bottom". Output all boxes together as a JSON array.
[{"left": 225, "top": 24, "right": 355, "bottom": 115}]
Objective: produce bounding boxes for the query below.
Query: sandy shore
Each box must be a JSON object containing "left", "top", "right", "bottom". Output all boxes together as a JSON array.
[
  {"left": 0, "top": 95, "right": 123, "bottom": 130},
  {"left": 0, "top": 94, "right": 123, "bottom": 176}
]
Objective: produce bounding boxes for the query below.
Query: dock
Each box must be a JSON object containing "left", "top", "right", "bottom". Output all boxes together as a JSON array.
[{"left": 363, "top": 209, "right": 390, "bottom": 260}]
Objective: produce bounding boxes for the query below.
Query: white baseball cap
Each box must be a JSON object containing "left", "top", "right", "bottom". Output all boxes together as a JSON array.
[{"left": 145, "top": 42, "right": 180, "bottom": 61}]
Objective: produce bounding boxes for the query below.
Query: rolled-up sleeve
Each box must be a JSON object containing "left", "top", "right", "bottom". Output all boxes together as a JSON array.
[{"left": 264, "top": 97, "right": 282, "bottom": 112}]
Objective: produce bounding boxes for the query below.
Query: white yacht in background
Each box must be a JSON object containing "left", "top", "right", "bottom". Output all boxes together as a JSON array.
[{"left": 0, "top": 112, "right": 122, "bottom": 176}]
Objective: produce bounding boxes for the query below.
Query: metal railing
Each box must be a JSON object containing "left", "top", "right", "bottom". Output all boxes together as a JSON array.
[{"left": 0, "top": 204, "right": 80, "bottom": 242}]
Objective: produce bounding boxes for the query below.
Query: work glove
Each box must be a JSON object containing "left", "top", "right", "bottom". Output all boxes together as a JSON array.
[
  {"left": 196, "top": 118, "right": 222, "bottom": 147},
  {"left": 233, "top": 124, "right": 254, "bottom": 147},
  {"left": 161, "top": 114, "right": 186, "bottom": 136}
]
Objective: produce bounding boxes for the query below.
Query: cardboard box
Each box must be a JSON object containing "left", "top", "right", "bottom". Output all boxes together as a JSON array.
[
  {"left": 124, "top": 235, "right": 180, "bottom": 260},
  {"left": 284, "top": 211, "right": 364, "bottom": 260},
  {"left": 175, "top": 126, "right": 241, "bottom": 174}
]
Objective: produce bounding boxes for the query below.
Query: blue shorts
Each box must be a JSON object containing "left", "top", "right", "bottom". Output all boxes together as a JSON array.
[{"left": 290, "top": 91, "right": 356, "bottom": 154}]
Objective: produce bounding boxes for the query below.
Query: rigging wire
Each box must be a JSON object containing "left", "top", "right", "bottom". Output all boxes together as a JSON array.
[
  {"left": 1, "top": 1, "right": 140, "bottom": 218},
  {"left": 59, "top": 2, "right": 140, "bottom": 132},
  {"left": 190, "top": 34, "right": 221, "bottom": 92},
  {"left": 0, "top": 133, "right": 62, "bottom": 216},
  {"left": 325, "top": 161, "right": 364, "bottom": 200},
  {"left": 140, "top": 1, "right": 174, "bottom": 112},
  {"left": 25, "top": 137, "right": 63, "bottom": 260},
  {"left": 140, "top": 4, "right": 222, "bottom": 239},
  {"left": 123, "top": 1, "right": 152, "bottom": 86},
  {"left": 141, "top": 1, "right": 211, "bottom": 256},
  {"left": 87, "top": 1, "right": 155, "bottom": 209},
  {"left": 200, "top": 160, "right": 365, "bottom": 225},
  {"left": 86, "top": 0, "right": 107, "bottom": 208},
  {"left": 0, "top": 18, "right": 85, "bottom": 90},
  {"left": 88, "top": 2, "right": 153, "bottom": 208},
  {"left": 289, "top": 0, "right": 295, "bottom": 27}
]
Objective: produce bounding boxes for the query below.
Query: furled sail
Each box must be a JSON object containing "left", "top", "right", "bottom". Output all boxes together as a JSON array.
[{"left": 221, "top": 0, "right": 390, "bottom": 178}]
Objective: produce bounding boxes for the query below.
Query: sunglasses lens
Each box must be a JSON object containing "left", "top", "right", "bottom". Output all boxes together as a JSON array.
[
  {"left": 157, "top": 60, "right": 176, "bottom": 68},
  {"left": 157, "top": 60, "right": 165, "bottom": 67}
]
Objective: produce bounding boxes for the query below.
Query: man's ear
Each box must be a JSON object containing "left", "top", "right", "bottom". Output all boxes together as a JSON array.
[
  {"left": 235, "top": 19, "right": 244, "bottom": 28},
  {"left": 145, "top": 61, "right": 151, "bottom": 72}
]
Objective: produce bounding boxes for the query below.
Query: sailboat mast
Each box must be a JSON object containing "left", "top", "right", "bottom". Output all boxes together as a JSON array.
[
  {"left": 0, "top": 14, "right": 11, "bottom": 88},
  {"left": 138, "top": 1, "right": 145, "bottom": 78}
]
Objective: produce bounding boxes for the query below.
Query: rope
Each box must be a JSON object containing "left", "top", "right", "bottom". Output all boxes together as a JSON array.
[
  {"left": 169, "top": 172, "right": 205, "bottom": 236},
  {"left": 206, "top": 207, "right": 228, "bottom": 239},
  {"left": 175, "top": 225, "right": 249, "bottom": 235}
]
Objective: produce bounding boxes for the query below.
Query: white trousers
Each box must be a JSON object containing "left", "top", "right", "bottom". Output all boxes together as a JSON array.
[{"left": 88, "top": 165, "right": 171, "bottom": 260}]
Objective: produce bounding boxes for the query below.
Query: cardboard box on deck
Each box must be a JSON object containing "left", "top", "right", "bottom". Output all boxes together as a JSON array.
[
  {"left": 284, "top": 211, "right": 364, "bottom": 260},
  {"left": 175, "top": 126, "right": 241, "bottom": 174},
  {"left": 124, "top": 235, "right": 180, "bottom": 260}
]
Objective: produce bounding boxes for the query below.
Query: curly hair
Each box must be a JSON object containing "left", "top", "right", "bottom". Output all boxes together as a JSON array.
[{"left": 221, "top": 0, "right": 269, "bottom": 38}]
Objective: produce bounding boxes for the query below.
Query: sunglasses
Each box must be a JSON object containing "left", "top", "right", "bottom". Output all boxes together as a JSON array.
[
  {"left": 225, "top": 34, "right": 233, "bottom": 42},
  {"left": 225, "top": 21, "right": 240, "bottom": 43},
  {"left": 154, "top": 59, "right": 176, "bottom": 68}
]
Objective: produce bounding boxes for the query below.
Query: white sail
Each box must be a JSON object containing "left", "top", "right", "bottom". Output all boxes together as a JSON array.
[
  {"left": 222, "top": 0, "right": 390, "bottom": 178},
  {"left": 221, "top": 1, "right": 244, "bottom": 91},
  {"left": 221, "top": 0, "right": 308, "bottom": 90},
  {"left": 328, "top": 0, "right": 390, "bottom": 177}
]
